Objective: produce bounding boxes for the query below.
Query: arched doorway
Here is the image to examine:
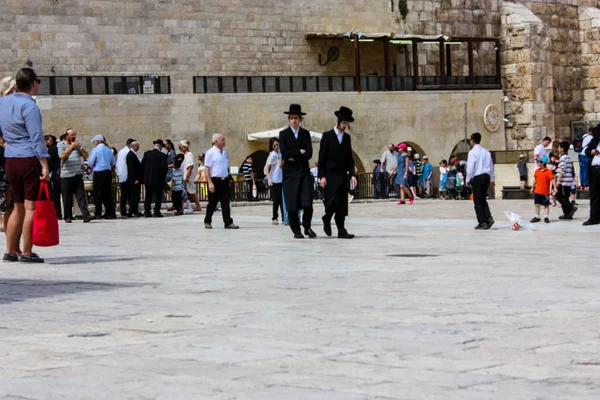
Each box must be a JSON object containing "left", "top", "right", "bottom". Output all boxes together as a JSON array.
[
  {"left": 352, "top": 151, "right": 365, "bottom": 173},
  {"left": 240, "top": 150, "right": 269, "bottom": 179},
  {"left": 398, "top": 141, "right": 427, "bottom": 158},
  {"left": 449, "top": 139, "right": 472, "bottom": 161}
]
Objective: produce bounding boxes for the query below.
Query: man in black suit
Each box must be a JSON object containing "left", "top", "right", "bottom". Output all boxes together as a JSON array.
[
  {"left": 318, "top": 106, "right": 357, "bottom": 239},
  {"left": 142, "top": 139, "right": 168, "bottom": 218},
  {"left": 125, "top": 141, "right": 142, "bottom": 217},
  {"left": 584, "top": 123, "right": 600, "bottom": 226},
  {"left": 279, "top": 104, "right": 316, "bottom": 239}
]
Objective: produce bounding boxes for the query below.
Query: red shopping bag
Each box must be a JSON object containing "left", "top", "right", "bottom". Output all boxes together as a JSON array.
[{"left": 32, "top": 181, "right": 60, "bottom": 247}]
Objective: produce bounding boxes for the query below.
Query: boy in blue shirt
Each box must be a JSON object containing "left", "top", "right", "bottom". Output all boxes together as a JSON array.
[{"left": 421, "top": 156, "right": 433, "bottom": 198}]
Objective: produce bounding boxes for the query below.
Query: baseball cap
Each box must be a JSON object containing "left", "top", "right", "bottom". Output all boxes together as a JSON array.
[
  {"left": 397, "top": 143, "right": 407, "bottom": 150},
  {"left": 539, "top": 156, "right": 549, "bottom": 164}
]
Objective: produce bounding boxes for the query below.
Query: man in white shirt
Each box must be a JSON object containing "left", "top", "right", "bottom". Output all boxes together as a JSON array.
[
  {"left": 204, "top": 133, "right": 238, "bottom": 229},
  {"left": 381, "top": 143, "right": 398, "bottom": 196},
  {"left": 534, "top": 136, "right": 551, "bottom": 168},
  {"left": 179, "top": 140, "right": 202, "bottom": 212},
  {"left": 466, "top": 132, "right": 495, "bottom": 230},
  {"left": 583, "top": 124, "right": 600, "bottom": 225},
  {"left": 116, "top": 138, "right": 134, "bottom": 217}
]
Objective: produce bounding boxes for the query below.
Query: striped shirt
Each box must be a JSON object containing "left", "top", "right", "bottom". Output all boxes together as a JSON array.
[
  {"left": 557, "top": 154, "right": 574, "bottom": 187},
  {"left": 241, "top": 161, "right": 253, "bottom": 181},
  {"left": 57, "top": 140, "right": 83, "bottom": 178}
]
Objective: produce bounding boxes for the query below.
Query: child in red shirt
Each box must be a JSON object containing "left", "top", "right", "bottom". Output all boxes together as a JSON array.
[{"left": 530, "top": 156, "right": 555, "bottom": 223}]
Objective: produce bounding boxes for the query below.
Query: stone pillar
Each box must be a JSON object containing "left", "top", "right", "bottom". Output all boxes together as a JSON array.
[
  {"left": 579, "top": 6, "right": 600, "bottom": 123},
  {"left": 501, "top": 2, "right": 554, "bottom": 150}
]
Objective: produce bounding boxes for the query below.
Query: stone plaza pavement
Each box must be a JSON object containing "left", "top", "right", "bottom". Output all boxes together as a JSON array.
[{"left": 0, "top": 199, "right": 599, "bottom": 400}]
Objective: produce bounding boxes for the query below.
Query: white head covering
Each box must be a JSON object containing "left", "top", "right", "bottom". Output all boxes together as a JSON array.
[{"left": 0, "top": 77, "right": 16, "bottom": 97}]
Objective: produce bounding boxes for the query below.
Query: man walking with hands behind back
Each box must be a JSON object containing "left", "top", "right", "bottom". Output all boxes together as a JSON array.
[
  {"left": 318, "top": 106, "right": 357, "bottom": 239},
  {"left": 279, "top": 104, "right": 316, "bottom": 239},
  {"left": 0, "top": 68, "right": 50, "bottom": 263},
  {"left": 466, "top": 132, "right": 495, "bottom": 230},
  {"left": 204, "top": 133, "right": 238, "bottom": 230}
]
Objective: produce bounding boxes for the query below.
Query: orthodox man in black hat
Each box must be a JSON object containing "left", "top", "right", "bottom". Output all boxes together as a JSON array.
[
  {"left": 318, "top": 106, "right": 356, "bottom": 239},
  {"left": 279, "top": 104, "right": 317, "bottom": 239},
  {"left": 142, "top": 139, "right": 168, "bottom": 218}
]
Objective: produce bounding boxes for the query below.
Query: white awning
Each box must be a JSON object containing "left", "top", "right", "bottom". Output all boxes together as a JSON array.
[{"left": 247, "top": 127, "right": 323, "bottom": 142}]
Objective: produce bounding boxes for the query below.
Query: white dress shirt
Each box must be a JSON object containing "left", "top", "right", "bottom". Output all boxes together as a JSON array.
[
  {"left": 291, "top": 126, "right": 299, "bottom": 139},
  {"left": 592, "top": 143, "right": 600, "bottom": 166},
  {"left": 466, "top": 144, "right": 495, "bottom": 182},
  {"left": 116, "top": 146, "right": 130, "bottom": 183},
  {"left": 204, "top": 145, "right": 229, "bottom": 178},
  {"left": 333, "top": 126, "right": 344, "bottom": 144}
]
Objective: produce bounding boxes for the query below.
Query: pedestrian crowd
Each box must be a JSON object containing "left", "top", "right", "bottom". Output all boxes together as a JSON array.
[{"left": 1, "top": 68, "right": 599, "bottom": 264}]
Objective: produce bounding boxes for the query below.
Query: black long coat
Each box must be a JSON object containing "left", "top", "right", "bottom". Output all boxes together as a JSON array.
[
  {"left": 142, "top": 148, "right": 168, "bottom": 187},
  {"left": 126, "top": 150, "right": 142, "bottom": 184},
  {"left": 279, "top": 126, "right": 314, "bottom": 211},
  {"left": 318, "top": 129, "right": 355, "bottom": 216}
]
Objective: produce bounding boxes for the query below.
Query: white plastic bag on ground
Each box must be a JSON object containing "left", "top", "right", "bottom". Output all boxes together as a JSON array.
[{"left": 504, "top": 211, "right": 534, "bottom": 231}]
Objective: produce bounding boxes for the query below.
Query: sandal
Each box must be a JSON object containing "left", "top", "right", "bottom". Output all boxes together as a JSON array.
[{"left": 272, "top": 220, "right": 279, "bottom": 225}]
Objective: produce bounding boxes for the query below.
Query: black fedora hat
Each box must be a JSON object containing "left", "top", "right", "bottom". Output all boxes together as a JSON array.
[
  {"left": 284, "top": 104, "right": 306, "bottom": 116},
  {"left": 334, "top": 106, "right": 354, "bottom": 122},
  {"left": 153, "top": 139, "right": 165, "bottom": 146}
]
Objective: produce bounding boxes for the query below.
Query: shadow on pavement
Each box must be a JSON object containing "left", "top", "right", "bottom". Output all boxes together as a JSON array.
[
  {"left": 46, "top": 255, "right": 140, "bottom": 265},
  {"left": 0, "top": 279, "right": 144, "bottom": 304}
]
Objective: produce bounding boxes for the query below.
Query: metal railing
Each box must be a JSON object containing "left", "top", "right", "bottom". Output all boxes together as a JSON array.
[
  {"left": 38, "top": 76, "right": 171, "bottom": 96},
  {"left": 193, "top": 75, "right": 500, "bottom": 94}
]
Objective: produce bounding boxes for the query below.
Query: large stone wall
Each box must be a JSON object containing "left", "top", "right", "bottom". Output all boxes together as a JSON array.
[
  {"left": 39, "top": 90, "right": 505, "bottom": 172},
  {"left": 579, "top": 5, "right": 600, "bottom": 123},
  {"left": 0, "top": 0, "right": 500, "bottom": 93}
]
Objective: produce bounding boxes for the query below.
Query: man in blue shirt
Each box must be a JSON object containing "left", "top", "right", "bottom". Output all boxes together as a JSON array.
[
  {"left": 87, "top": 134, "right": 116, "bottom": 219},
  {"left": 0, "top": 68, "right": 50, "bottom": 263}
]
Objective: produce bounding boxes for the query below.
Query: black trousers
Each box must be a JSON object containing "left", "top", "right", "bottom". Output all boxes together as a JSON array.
[
  {"left": 61, "top": 175, "right": 91, "bottom": 220},
  {"left": 471, "top": 174, "right": 492, "bottom": 224},
  {"left": 172, "top": 190, "right": 183, "bottom": 214},
  {"left": 246, "top": 180, "right": 254, "bottom": 201},
  {"left": 271, "top": 182, "right": 283, "bottom": 220},
  {"left": 556, "top": 185, "right": 574, "bottom": 216},
  {"left": 144, "top": 185, "right": 163, "bottom": 215},
  {"left": 119, "top": 181, "right": 130, "bottom": 216},
  {"left": 93, "top": 170, "right": 115, "bottom": 217},
  {"left": 204, "top": 179, "right": 233, "bottom": 225},
  {"left": 323, "top": 186, "right": 349, "bottom": 233},
  {"left": 51, "top": 178, "right": 62, "bottom": 218},
  {"left": 589, "top": 166, "right": 600, "bottom": 223},
  {"left": 130, "top": 183, "right": 141, "bottom": 215}
]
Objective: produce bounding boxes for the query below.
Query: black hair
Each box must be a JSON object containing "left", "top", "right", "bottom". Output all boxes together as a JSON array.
[
  {"left": 44, "top": 135, "right": 57, "bottom": 146},
  {"left": 165, "top": 139, "right": 174, "bottom": 148},
  {"left": 173, "top": 153, "right": 185, "bottom": 169},
  {"left": 15, "top": 68, "right": 38, "bottom": 92},
  {"left": 126, "top": 138, "right": 135, "bottom": 146},
  {"left": 543, "top": 136, "right": 552, "bottom": 142},
  {"left": 440, "top": 159, "right": 448, "bottom": 164},
  {"left": 269, "top": 137, "right": 279, "bottom": 152},
  {"left": 559, "top": 141, "right": 570, "bottom": 153},
  {"left": 470, "top": 132, "right": 482, "bottom": 144},
  {"left": 59, "top": 134, "right": 66, "bottom": 141}
]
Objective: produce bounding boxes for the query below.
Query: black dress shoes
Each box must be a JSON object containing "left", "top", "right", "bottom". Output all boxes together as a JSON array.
[
  {"left": 485, "top": 218, "right": 495, "bottom": 229},
  {"left": 338, "top": 231, "right": 355, "bottom": 239},
  {"left": 304, "top": 228, "right": 317, "bottom": 238},
  {"left": 144, "top": 212, "right": 153, "bottom": 218},
  {"left": 322, "top": 218, "right": 332, "bottom": 237},
  {"left": 475, "top": 223, "right": 488, "bottom": 230},
  {"left": 153, "top": 213, "right": 164, "bottom": 218},
  {"left": 583, "top": 220, "right": 599, "bottom": 226},
  {"left": 293, "top": 232, "right": 304, "bottom": 239}
]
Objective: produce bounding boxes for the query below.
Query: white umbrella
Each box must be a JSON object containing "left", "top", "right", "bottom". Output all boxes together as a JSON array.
[{"left": 247, "top": 127, "right": 323, "bottom": 142}]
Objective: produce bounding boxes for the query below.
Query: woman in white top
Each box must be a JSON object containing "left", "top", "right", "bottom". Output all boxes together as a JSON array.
[{"left": 266, "top": 137, "right": 283, "bottom": 224}]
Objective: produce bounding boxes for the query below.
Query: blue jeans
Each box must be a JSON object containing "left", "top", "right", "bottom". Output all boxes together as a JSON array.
[{"left": 579, "top": 155, "right": 590, "bottom": 187}]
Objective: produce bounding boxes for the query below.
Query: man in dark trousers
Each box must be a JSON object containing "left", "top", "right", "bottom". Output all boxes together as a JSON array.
[
  {"left": 318, "top": 106, "right": 357, "bottom": 239},
  {"left": 466, "top": 132, "right": 495, "bottom": 230},
  {"left": 279, "top": 104, "right": 316, "bottom": 239},
  {"left": 142, "top": 139, "right": 168, "bottom": 218},
  {"left": 584, "top": 123, "right": 600, "bottom": 226},
  {"left": 125, "top": 141, "right": 142, "bottom": 217}
]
